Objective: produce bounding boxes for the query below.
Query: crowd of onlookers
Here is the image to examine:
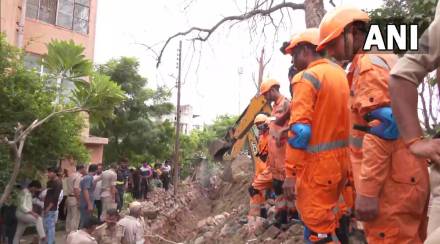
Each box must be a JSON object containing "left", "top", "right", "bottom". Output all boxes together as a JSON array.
[{"left": 0, "top": 158, "right": 172, "bottom": 244}]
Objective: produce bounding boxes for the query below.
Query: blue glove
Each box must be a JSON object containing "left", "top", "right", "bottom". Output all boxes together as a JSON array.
[
  {"left": 364, "top": 107, "right": 400, "bottom": 140},
  {"left": 288, "top": 123, "right": 311, "bottom": 149}
]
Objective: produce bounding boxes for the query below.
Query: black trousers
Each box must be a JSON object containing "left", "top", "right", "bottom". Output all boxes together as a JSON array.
[
  {"left": 94, "top": 200, "right": 102, "bottom": 220},
  {"left": 141, "top": 178, "right": 149, "bottom": 200},
  {"left": 161, "top": 174, "right": 170, "bottom": 191},
  {"left": 1, "top": 205, "right": 17, "bottom": 244}
]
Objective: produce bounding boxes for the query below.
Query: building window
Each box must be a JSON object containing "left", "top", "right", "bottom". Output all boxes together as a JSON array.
[
  {"left": 26, "top": 0, "right": 90, "bottom": 34},
  {"left": 73, "top": 0, "right": 90, "bottom": 34},
  {"left": 24, "top": 53, "right": 44, "bottom": 74},
  {"left": 26, "top": 0, "right": 39, "bottom": 19},
  {"left": 39, "top": 0, "right": 58, "bottom": 24},
  {"left": 56, "top": 0, "right": 74, "bottom": 29},
  {"left": 24, "top": 53, "right": 75, "bottom": 101}
]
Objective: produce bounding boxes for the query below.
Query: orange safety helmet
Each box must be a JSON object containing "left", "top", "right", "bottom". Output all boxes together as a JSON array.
[
  {"left": 316, "top": 5, "right": 370, "bottom": 51},
  {"left": 259, "top": 79, "right": 280, "bottom": 95},
  {"left": 284, "top": 28, "right": 320, "bottom": 54},
  {"left": 254, "top": 114, "right": 268, "bottom": 125}
]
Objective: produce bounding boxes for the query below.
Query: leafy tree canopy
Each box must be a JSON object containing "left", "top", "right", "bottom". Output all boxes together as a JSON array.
[
  {"left": 0, "top": 35, "right": 89, "bottom": 187},
  {"left": 92, "top": 57, "right": 174, "bottom": 165},
  {"left": 369, "top": 0, "right": 438, "bottom": 54},
  {"left": 0, "top": 35, "right": 125, "bottom": 205}
]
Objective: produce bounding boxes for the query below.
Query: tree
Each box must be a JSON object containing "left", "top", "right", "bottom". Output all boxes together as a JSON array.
[
  {"left": 92, "top": 57, "right": 174, "bottom": 164},
  {"left": 0, "top": 37, "right": 125, "bottom": 207},
  {"left": 369, "top": 0, "right": 437, "bottom": 33},
  {"left": 42, "top": 40, "right": 92, "bottom": 105},
  {"left": 144, "top": 0, "right": 329, "bottom": 67},
  {"left": 0, "top": 38, "right": 88, "bottom": 190}
]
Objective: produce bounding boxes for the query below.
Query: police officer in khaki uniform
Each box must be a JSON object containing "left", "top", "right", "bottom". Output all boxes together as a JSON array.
[
  {"left": 94, "top": 209, "right": 124, "bottom": 244},
  {"left": 389, "top": 2, "right": 440, "bottom": 243},
  {"left": 118, "top": 201, "right": 146, "bottom": 244},
  {"left": 100, "top": 163, "right": 118, "bottom": 221},
  {"left": 65, "top": 165, "right": 83, "bottom": 234},
  {"left": 66, "top": 216, "right": 99, "bottom": 244}
]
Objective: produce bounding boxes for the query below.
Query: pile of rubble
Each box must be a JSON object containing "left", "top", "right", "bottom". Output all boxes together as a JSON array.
[
  {"left": 138, "top": 155, "right": 307, "bottom": 244},
  {"left": 138, "top": 183, "right": 210, "bottom": 244},
  {"left": 188, "top": 197, "right": 305, "bottom": 244}
]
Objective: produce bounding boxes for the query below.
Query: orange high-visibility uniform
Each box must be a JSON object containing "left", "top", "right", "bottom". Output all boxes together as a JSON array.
[
  {"left": 249, "top": 131, "right": 272, "bottom": 216},
  {"left": 267, "top": 95, "right": 290, "bottom": 216},
  {"left": 348, "top": 53, "right": 429, "bottom": 244},
  {"left": 255, "top": 131, "right": 269, "bottom": 176},
  {"left": 267, "top": 95, "right": 290, "bottom": 181},
  {"left": 285, "top": 70, "right": 307, "bottom": 179},
  {"left": 289, "top": 58, "right": 350, "bottom": 238}
]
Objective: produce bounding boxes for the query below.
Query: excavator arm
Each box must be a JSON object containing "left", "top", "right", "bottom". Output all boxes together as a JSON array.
[{"left": 209, "top": 95, "right": 271, "bottom": 162}]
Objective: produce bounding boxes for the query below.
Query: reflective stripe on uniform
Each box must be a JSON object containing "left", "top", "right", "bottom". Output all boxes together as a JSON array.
[
  {"left": 369, "top": 55, "right": 390, "bottom": 70},
  {"left": 349, "top": 136, "right": 363, "bottom": 148},
  {"left": 332, "top": 206, "right": 339, "bottom": 214},
  {"left": 306, "top": 140, "right": 348, "bottom": 153},
  {"left": 332, "top": 234, "right": 340, "bottom": 243},
  {"left": 333, "top": 194, "right": 346, "bottom": 214},
  {"left": 302, "top": 72, "right": 321, "bottom": 90}
]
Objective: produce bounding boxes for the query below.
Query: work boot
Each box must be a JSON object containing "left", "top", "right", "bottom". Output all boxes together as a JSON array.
[
  {"left": 289, "top": 209, "right": 300, "bottom": 221},
  {"left": 336, "top": 214, "right": 350, "bottom": 244},
  {"left": 274, "top": 209, "right": 288, "bottom": 229}
]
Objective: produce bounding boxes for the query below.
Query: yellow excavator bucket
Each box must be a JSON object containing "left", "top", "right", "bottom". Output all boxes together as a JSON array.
[
  {"left": 208, "top": 95, "right": 271, "bottom": 162},
  {"left": 209, "top": 139, "right": 232, "bottom": 161}
]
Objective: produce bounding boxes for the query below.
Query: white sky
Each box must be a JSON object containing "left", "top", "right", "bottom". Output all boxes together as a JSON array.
[{"left": 94, "top": 0, "right": 383, "bottom": 125}]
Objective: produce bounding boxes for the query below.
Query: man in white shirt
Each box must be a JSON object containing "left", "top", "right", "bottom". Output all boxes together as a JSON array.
[
  {"left": 160, "top": 161, "right": 172, "bottom": 191},
  {"left": 13, "top": 180, "right": 46, "bottom": 244}
]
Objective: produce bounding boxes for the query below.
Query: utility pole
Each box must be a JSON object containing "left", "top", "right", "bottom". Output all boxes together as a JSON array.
[
  {"left": 17, "top": 0, "right": 28, "bottom": 48},
  {"left": 173, "top": 40, "right": 182, "bottom": 196}
]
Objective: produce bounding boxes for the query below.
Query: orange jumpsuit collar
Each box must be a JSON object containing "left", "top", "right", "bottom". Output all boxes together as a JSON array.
[{"left": 306, "top": 58, "right": 329, "bottom": 69}]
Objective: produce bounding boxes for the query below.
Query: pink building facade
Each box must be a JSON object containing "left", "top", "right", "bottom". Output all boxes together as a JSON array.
[{"left": 1, "top": 0, "right": 107, "bottom": 170}]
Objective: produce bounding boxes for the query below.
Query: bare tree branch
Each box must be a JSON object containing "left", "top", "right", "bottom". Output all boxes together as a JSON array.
[
  {"left": 251, "top": 71, "right": 259, "bottom": 90},
  {"left": 154, "top": 2, "right": 305, "bottom": 67},
  {"left": 304, "top": 0, "right": 326, "bottom": 28},
  {"left": 0, "top": 143, "right": 22, "bottom": 206},
  {"left": 136, "top": 43, "right": 159, "bottom": 60},
  {"left": 183, "top": 0, "right": 198, "bottom": 11},
  {"left": 13, "top": 107, "right": 87, "bottom": 144}
]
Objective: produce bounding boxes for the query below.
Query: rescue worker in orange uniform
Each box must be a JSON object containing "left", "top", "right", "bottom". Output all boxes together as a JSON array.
[
  {"left": 259, "top": 79, "right": 291, "bottom": 228},
  {"left": 248, "top": 113, "right": 271, "bottom": 219},
  {"left": 282, "top": 28, "right": 351, "bottom": 244},
  {"left": 283, "top": 32, "right": 350, "bottom": 243},
  {"left": 318, "top": 6, "right": 429, "bottom": 243}
]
